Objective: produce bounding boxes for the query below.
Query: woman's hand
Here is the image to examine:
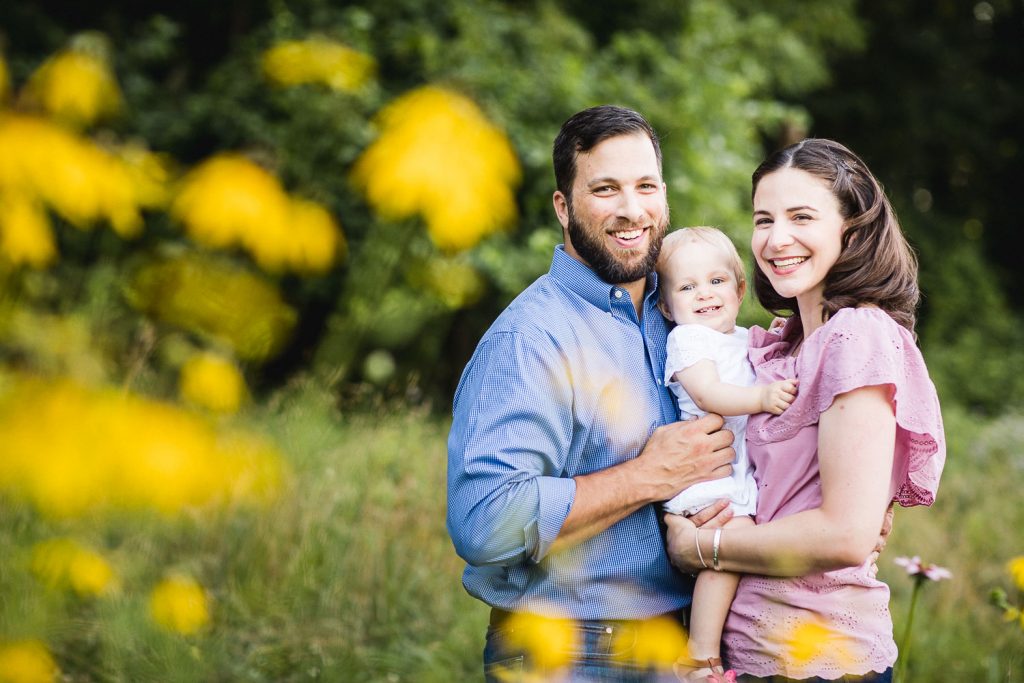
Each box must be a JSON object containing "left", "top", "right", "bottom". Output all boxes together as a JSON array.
[{"left": 664, "top": 500, "right": 733, "bottom": 573}]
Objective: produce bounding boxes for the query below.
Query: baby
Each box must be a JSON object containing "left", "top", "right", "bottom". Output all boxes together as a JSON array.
[{"left": 655, "top": 227, "right": 797, "bottom": 682}]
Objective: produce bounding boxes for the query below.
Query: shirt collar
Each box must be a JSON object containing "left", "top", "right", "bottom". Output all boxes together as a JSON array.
[{"left": 549, "top": 245, "right": 660, "bottom": 313}]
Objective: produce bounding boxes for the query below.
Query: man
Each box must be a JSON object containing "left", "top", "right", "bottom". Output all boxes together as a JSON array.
[{"left": 447, "top": 105, "right": 736, "bottom": 681}]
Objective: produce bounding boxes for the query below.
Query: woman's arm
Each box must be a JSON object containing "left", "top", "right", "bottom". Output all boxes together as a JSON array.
[
  {"left": 676, "top": 359, "right": 798, "bottom": 417},
  {"left": 666, "top": 384, "right": 896, "bottom": 576}
]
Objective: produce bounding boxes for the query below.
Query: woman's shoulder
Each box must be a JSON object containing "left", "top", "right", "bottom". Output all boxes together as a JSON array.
[{"left": 811, "top": 306, "right": 911, "bottom": 348}]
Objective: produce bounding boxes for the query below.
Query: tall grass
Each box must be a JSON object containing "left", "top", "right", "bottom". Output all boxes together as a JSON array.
[{"left": 1, "top": 386, "right": 1021, "bottom": 681}]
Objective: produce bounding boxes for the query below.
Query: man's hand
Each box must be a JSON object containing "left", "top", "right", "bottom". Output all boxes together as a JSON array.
[
  {"left": 760, "top": 379, "right": 798, "bottom": 415},
  {"left": 630, "top": 414, "right": 735, "bottom": 504}
]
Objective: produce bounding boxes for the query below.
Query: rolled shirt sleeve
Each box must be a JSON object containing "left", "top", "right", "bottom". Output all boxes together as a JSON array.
[{"left": 447, "top": 330, "right": 577, "bottom": 566}]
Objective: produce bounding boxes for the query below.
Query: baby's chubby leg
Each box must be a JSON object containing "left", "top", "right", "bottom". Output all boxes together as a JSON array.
[{"left": 682, "top": 515, "right": 755, "bottom": 668}]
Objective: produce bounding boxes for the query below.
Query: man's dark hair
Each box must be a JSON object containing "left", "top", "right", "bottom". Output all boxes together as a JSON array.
[{"left": 553, "top": 105, "right": 662, "bottom": 203}]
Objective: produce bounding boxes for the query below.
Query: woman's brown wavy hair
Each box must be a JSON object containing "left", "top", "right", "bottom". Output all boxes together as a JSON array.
[{"left": 750, "top": 138, "right": 920, "bottom": 341}]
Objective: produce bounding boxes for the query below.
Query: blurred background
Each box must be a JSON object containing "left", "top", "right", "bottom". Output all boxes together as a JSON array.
[{"left": 0, "top": 1, "right": 1021, "bottom": 681}]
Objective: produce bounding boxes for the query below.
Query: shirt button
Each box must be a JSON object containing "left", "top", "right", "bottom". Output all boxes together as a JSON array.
[
  {"left": 614, "top": 290, "right": 623, "bottom": 299},
  {"left": 605, "top": 626, "right": 613, "bottom": 634}
]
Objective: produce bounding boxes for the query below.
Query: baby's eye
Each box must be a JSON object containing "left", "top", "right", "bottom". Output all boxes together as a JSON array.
[
  {"left": 681, "top": 284, "right": 694, "bottom": 291},
  {"left": 711, "top": 277, "right": 726, "bottom": 285}
]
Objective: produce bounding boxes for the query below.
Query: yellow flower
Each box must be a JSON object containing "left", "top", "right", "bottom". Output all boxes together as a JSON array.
[
  {"left": 1007, "top": 556, "right": 1024, "bottom": 592},
  {"left": 408, "top": 257, "right": 486, "bottom": 309},
  {"left": 114, "top": 142, "right": 173, "bottom": 210},
  {"left": 180, "top": 352, "right": 246, "bottom": 414},
  {"left": 30, "top": 537, "right": 117, "bottom": 597},
  {"left": 23, "top": 36, "right": 121, "bottom": 127},
  {"left": 0, "top": 195, "right": 57, "bottom": 267},
  {"left": 783, "top": 618, "right": 856, "bottom": 671},
  {"left": 127, "top": 253, "right": 297, "bottom": 361},
  {"left": 503, "top": 611, "right": 576, "bottom": 670},
  {"left": 0, "top": 54, "right": 9, "bottom": 102},
  {"left": 0, "top": 114, "right": 147, "bottom": 237},
  {"left": 0, "top": 639, "right": 59, "bottom": 683},
  {"left": 351, "top": 86, "right": 521, "bottom": 251},
  {"left": 612, "top": 615, "right": 688, "bottom": 668},
  {"left": 170, "top": 154, "right": 343, "bottom": 273},
  {"left": 0, "top": 376, "right": 284, "bottom": 517},
  {"left": 149, "top": 575, "right": 210, "bottom": 635},
  {"left": 262, "top": 38, "right": 375, "bottom": 92}
]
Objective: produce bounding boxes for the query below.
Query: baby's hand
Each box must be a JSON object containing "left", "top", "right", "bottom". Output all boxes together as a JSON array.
[{"left": 760, "top": 379, "right": 798, "bottom": 415}]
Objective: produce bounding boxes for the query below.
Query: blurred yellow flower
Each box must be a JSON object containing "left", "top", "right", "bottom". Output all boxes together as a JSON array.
[
  {"left": 0, "top": 639, "right": 59, "bottom": 683},
  {"left": 0, "top": 194, "right": 57, "bottom": 268},
  {"left": 127, "top": 253, "right": 297, "bottom": 361},
  {"left": 0, "top": 114, "right": 150, "bottom": 237},
  {"left": 114, "top": 142, "right": 174, "bottom": 210},
  {"left": 612, "top": 615, "right": 688, "bottom": 668},
  {"left": 351, "top": 86, "right": 521, "bottom": 252},
  {"left": 503, "top": 611, "right": 576, "bottom": 670},
  {"left": 30, "top": 537, "right": 117, "bottom": 597},
  {"left": 262, "top": 38, "right": 375, "bottom": 92},
  {"left": 149, "top": 575, "right": 210, "bottom": 635},
  {"left": 1007, "top": 556, "right": 1024, "bottom": 592},
  {"left": 0, "top": 54, "right": 9, "bottom": 102},
  {"left": 783, "top": 618, "right": 854, "bottom": 671},
  {"left": 171, "top": 153, "right": 342, "bottom": 273},
  {"left": 409, "top": 257, "right": 486, "bottom": 309},
  {"left": 24, "top": 39, "right": 121, "bottom": 127},
  {"left": 180, "top": 352, "right": 246, "bottom": 414},
  {"left": 0, "top": 376, "right": 284, "bottom": 517}
]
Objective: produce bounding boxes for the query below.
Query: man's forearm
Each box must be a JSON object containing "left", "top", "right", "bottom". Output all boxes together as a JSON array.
[{"left": 550, "top": 459, "right": 655, "bottom": 553}]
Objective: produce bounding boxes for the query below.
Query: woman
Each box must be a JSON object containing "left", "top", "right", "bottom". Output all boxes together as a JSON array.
[{"left": 665, "top": 138, "right": 945, "bottom": 682}]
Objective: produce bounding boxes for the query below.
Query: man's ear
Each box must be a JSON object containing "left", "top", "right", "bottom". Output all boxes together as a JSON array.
[{"left": 553, "top": 191, "right": 570, "bottom": 230}]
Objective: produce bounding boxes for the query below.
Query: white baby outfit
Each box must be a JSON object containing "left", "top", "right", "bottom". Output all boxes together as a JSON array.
[{"left": 663, "top": 324, "right": 758, "bottom": 516}]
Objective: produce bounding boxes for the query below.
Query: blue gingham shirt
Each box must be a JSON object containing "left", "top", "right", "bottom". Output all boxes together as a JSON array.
[{"left": 447, "top": 245, "right": 693, "bottom": 619}]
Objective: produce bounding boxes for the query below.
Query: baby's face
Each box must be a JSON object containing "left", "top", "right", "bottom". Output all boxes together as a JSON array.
[{"left": 660, "top": 240, "right": 743, "bottom": 334}]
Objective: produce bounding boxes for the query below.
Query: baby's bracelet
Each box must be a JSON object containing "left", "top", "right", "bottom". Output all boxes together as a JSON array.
[
  {"left": 694, "top": 528, "right": 708, "bottom": 569},
  {"left": 712, "top": 528, "right": 723, "bottom": 571}
]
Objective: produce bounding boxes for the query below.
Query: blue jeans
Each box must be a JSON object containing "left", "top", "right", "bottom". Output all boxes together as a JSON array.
[
  {"left": 483, "top": 614, "right": 685, "bottom": 683},
  {"left": 735, "top": 668, "right": 893, "bottom": 683}
]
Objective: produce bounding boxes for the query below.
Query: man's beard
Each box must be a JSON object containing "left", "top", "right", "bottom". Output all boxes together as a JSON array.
[{"left": 566, "top": 201, "right": 667, "bottom": 284}]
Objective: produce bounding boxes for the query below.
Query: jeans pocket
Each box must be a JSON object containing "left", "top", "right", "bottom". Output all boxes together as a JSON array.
[{"left": 484, "top": 654, "right": 525, "bottom": 682}]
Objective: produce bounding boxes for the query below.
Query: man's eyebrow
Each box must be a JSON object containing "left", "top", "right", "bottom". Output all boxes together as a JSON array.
[{"left": 587, "top": 175, "right": 661, "bottom": 186}]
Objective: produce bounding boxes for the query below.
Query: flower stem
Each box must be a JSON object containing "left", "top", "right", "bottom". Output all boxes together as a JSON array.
[{"left": 896, "top": 578, "right": 923, "bottom": 683}]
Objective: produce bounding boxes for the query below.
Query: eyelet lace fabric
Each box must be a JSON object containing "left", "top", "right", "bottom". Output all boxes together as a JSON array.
[{"left": 723, "top": 307, "right": 946, "bottom": 680}]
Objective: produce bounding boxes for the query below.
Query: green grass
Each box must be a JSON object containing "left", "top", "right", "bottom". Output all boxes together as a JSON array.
[{"left": 1, "top": 385, "right": 1022, "bottom": 681}]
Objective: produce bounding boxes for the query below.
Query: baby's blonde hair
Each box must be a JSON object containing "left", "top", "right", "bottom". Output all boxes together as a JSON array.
[{"left": 656, "top": 226, "right": 747, "bottom": 297}]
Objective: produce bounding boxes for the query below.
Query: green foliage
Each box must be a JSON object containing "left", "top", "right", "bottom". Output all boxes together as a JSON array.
[
  {"left": 1, "top": 0, "right": 870, "bottom": 397},
  {"left": 3, "top": 404, "right": 1018, "bottom": 680},
  {"left": 0, "top": 399, "right": 486, "bottom": 681}
]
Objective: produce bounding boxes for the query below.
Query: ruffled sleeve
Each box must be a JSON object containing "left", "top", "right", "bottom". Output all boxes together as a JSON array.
[
  {"left": 748, "top": 308, "right": 945, "bottom": 507},
  {"left": 664, "top": 324, "right": 728, "bottom": 385}
]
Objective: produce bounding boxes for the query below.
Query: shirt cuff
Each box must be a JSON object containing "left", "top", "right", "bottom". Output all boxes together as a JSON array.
[{"left": 529, "top": 475, "right": 577, "bottom": 563}]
